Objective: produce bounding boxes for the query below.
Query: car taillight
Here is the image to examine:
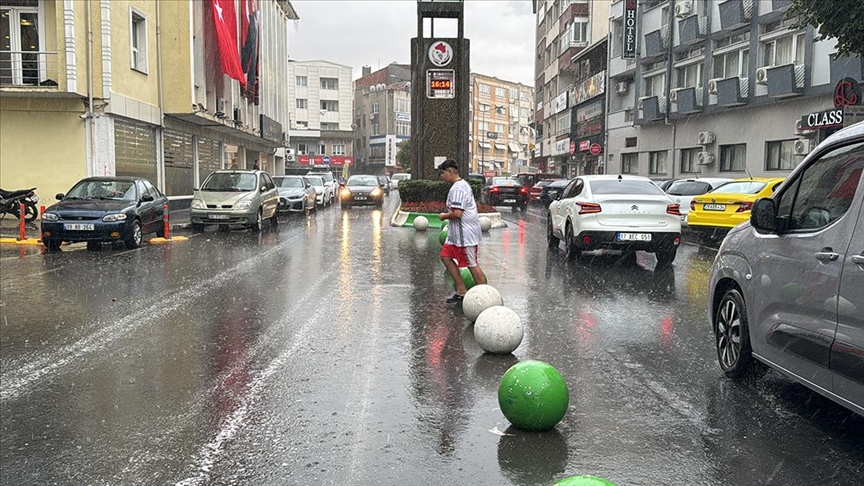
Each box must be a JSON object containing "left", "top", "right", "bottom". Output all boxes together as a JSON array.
[
  {"left": 690, "top": 200, "right": 696, "bottom": 211},
  {"left": 490, "top": 187, "right": 500, "bottom": 193},
  {"left": 520, "top": 187, "right": 528, "bottom": 194},
  {"left": 736, "top": 201, "right": 753, "bottom": 212},
  {"left": 577, "top": 202, "right": 602, "bottom": 214},
  {"left": 667, "top": 204, "right": 681, "bottom": 216}
]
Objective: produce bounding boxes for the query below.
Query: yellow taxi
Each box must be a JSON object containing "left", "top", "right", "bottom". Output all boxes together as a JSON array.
[{"left": 687, "top": 177, "right": 785, "bottom": 233}]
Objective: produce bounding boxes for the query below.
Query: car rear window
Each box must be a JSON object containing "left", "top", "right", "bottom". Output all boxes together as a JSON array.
[
  {"left": 710, "top": 181, "right": 767, "bottom": 194},
  {"left": 667, "top": 181, "right": 712, "bottom": 196},
  {"left": 589, "top": 180, "right": 665, "bottom": 195}
]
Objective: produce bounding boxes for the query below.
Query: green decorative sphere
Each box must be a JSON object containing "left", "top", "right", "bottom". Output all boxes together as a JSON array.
[
  {"left": 553, "top": 475, "right": 617, "bottom": 486},
  {"left": 456, "top": 267, "right": 476, "bottom": 291},
  {"left": 439, "top": 228, "right": 448, "bottom": 246},
  {"left": 498, "top": 360, "right": 569, "bottom": 432}
]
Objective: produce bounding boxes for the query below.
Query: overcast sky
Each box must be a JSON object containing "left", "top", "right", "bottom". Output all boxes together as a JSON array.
[{"left": 286, "top": 0, "right": 536, "bottom": 86}]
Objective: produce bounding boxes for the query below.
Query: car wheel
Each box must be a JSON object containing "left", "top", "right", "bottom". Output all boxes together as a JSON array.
[
  {"left": 715, "top": 288, "right": 763, "bottom": 379},
  {"left": 44, "top": 238, "right": 62, "bottom": 251},
  {"left": 656, "top": 248, "right": 678, "bottom": 267},
  {"left": 87, "top": 241, "right": 101, "bottom": 251},
  {"left": 250, "top": 209, "right": 263, "bottom": 231},
  {"left": 564, "top": 224, "right": 579, "bottom": 261},
  {"left": 547, "top": 216, "right": 559, "bottom": 249},
  {"left": 191, "top": 223, "right": 205, "bottom": 233},
  {"left": 125, "top": 220, "right": 143, "bottom": 249}
]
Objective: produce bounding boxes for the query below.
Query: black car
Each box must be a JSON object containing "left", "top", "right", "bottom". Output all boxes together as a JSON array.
[
  {"left": 41, "top": 177, "right": 168, "bottom": 251},
  {"left": 538, "top": 178, "right": 571, "bottom": 207},
  {"left": 340, "top": 175, "right": 385, "bottom": 208},
  {"left": 481, "top": 176, "right": 529, "bottom": 212}
]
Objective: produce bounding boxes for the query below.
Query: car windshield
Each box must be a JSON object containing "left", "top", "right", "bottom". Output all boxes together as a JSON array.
[
  {"left": 274, "top": 177, "right": 303, "bottom": 188},
  {"left": 306, "top": 176, "right": 324, "bottom": 186},
  {"left": 202, "top": 173, "right": 257, "bottom": 192},
  {"left": 393, "top": 174, "right": 410, "bottom": 181},
  {"left": 590, "top": 179, "right": 666, "bottom": 195},
  {"left": 66, "top": 180, "right": 137, "bottom": 201},
  {"left": 348, "top": 176, "right": 379, "bottom": 186},
  {"left": 710, "top": 181, "right": 767, "bottom": 194},
  {"left": 667, "top": 181, "right": 713, "bottom": 196}
]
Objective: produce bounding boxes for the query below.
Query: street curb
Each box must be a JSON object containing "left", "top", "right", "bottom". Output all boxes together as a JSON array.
[{"left": 390, "top": 205, "right": 505, "bottom": 229}]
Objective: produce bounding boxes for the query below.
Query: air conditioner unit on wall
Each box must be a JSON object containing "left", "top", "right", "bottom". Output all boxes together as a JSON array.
[
  {"left": 795, "top": 119, "right": 816, "bottom": 134},
  {"left": 637, "top": 96, "right": 648, "bottom": 110},
  {"left": 669, "top": 88, "right": 679, "bottom": 103},
  {"left": 794, "top": 139, "right": 812, "bottom": 155},
  {"left": 707, "top": 78, "right": 721, "bottom": 95},
  {"left": 675, "top": 1, "right": 693, "bottom": 18},
  {"left": 698, "top": 131, "right": 716, "bottom": 145},
  {"left": 616, "top": 81, "right": 629, "bottom": 94},
  {"left": 756, "top": 67, "right": 769, "bottom": 85},
  {"left": 215, "top": 97, "right": 226, "bottom": 117},
  {"left": 697, "top": 151, "right": 715, "bottom": 165}
]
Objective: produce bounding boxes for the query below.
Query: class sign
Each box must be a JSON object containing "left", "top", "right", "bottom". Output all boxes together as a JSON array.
[{"left": 801, "top": 108, "right": 845, "bottom": 130}]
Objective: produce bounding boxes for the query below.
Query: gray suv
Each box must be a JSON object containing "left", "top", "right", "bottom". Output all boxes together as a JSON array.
[{"left": 709, "top": 121, "right": 864, "bottom": 415}]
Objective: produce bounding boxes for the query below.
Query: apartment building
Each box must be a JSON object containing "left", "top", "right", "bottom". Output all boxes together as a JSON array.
[
  {"left": 468, "top": 73, "right": 534, "bottom": 176},
  {"left": 0, "top": 0, "right": 298, "bottom": 202},
  {"left": 531, "top": 0, "right": 611, "bottom": 175},
  {"left": 605, "top": 0, "right": 863, "bottom": 180},
  {"left": 353, "top": 63, "right": 412, "bottom": 174},
  {"left": 286, "top": 60, "right": 354, "bottom": 171}
]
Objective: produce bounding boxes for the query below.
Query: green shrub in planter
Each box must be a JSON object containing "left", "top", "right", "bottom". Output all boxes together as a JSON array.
[{"left": 399, "top": 178, "right": 483, "bottom": 203}]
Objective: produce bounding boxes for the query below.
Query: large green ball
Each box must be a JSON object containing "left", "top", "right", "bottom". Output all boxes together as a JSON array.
[
  {"left": 498, "top": 360, "right": 569, "bottom": 432},
  {"left": 439, "top": 228, "right": 448, "bottom": 246},
  {"left": 554, "top": 475, "right": 617, "bottom": 486},
  {"left": 456, "top": 267, "right": 475, "bottom": 291}
]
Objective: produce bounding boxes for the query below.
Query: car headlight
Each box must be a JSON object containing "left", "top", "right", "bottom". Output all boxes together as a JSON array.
[
  {"left": 235, "top": 200, "right": 252, "bottom": 210},
  {"left": 371, "top": 188, "right": 382, "bottom": 197},
  {"left": 42, "top": 212, "right": 58, "bottom": 221},
  {"left": 102, "top": 213, "right": 127, "bottom": 222},
  {"left": 341, "top": 188, "right": 351, "bottom": 197},
  {"left": 191, "top": 199, "right": 206, "bottom": 209}
]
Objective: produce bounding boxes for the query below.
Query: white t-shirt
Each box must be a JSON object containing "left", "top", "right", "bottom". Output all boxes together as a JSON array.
[{"left": 446, "top": 179, "right": 482, "bottom": 247}]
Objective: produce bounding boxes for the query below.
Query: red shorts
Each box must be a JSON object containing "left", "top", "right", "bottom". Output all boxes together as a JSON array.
[{"left": 440, "top": 243, "right": 479, "bottom": 268}]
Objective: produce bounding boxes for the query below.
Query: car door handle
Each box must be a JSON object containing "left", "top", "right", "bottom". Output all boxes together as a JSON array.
[
  {"left": 851, "top": 254, "right": 864, "bottom": 265},
  {"left": 815, "top": 248, "right": 840, "bottom": 262}
]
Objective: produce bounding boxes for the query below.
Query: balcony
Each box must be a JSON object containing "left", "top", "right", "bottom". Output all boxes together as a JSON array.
[
  {"left": 638, "top": 96, "right": 666, "bottom": 122},
  {"left": 643, "top": 29, "right": 667, "bottom": 60},
  {"left": 678, "top": 15, "right": 707, "bottom": 46},
  {"left": 0, "top": 51, "right": 60, "bottom": 90},
  {"left": 672, "top": 87, "right": 702, "bottom": 114},
  {"left": 766, "top": 63, "right": 805, "bottom": 98},
  {"left": 718, "top": 0, "right": 753, "bottom": 32},
  {"left": 558, "top": 42, "right": 588, "bottom": 73},
  {"left": 716, "top": 76, "right": 749, "bottom": 106}
]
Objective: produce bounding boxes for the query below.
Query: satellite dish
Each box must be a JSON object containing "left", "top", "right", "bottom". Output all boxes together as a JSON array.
[{"left": 369, "top": 85, "right": 376, "bottom": 92}]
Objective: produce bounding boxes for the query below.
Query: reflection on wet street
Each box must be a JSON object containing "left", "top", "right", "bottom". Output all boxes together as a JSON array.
[{"left": 1, "top": 197, "right": 862, "bottom": 485}]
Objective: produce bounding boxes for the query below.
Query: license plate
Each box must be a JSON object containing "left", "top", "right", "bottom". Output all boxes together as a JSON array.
[
  {"left": 209, "top": 214, "right": 230, "bottom": 219},
  {"left": 64, "top": 223, "right": 94, "bottom": 231},
  {"left": 31, "top": 195, "right": 38, "bottom": 202},
  {"left": 617, "top": 233, "right": 652, "bottom": 242},
  {"left": 355, "top": 196, "right": 367, "bottom": 200},
  {"left": 703, "top": 204, "right": 726, "bottom": 211},
  {"left": 503, "top": 198, "right": 516, "bottom": 203}
]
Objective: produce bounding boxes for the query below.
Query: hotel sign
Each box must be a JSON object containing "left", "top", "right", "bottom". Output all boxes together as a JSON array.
[{"left": 623, "top": 0, "right": 638, "bottom": 59}]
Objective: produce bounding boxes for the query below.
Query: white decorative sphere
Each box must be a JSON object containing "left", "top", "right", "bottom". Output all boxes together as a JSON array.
[
  {"left": 474, "top": 306, "right": 523, "bottom": 354},
  {"left": 413, "top": 215, "right": 429, "bottom": 231},
  {"left": 479, "top": 216, "right": 492, "bottom": 232},
  {"left": 463, "top": 284, "right": 504, "bottom": 322}
]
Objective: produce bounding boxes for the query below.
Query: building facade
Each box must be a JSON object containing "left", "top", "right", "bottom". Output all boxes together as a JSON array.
[
  {"left": 468, "top": 73, "right": 534, "bottom": 176},
  {"left": 286, "top": 59, "right": 354, "bottom": 173},
  {"left": 0, "top": 0, "right": 298, "bottom": 203},
  {"left": 353, "top": 63, "right": 412, "bottom": 175},
  {"left": 531, "top": 0, "right": 611, "bottom": 175},
  {"left": 567, "top": 38, "right": 607, "bottom": 177},
  {"left": 605, "top": 0, "right": 863, "bottom": 180}
]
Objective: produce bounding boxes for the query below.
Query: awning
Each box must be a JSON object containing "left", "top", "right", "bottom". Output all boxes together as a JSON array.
[
  {"left": 494, "top": 143, "right": 508, "bottom": 151},
  {"left": 479, "top": 142, "right": 491, "bottom": 149},
  {"left": 509, "top": 142, "right": 522, "bottom": 152}
]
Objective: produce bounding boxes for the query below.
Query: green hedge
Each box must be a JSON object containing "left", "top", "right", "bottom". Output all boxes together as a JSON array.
[{"left": 399, "top": 179, "right": 482, "bottom": 202}]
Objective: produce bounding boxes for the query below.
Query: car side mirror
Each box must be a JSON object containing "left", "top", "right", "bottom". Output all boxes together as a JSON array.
[
  {"left": 260, "top": 186, "right": 267, "bottom": 192},
  {"left": 751, "top": 198, "right": 777, "bottom": 233},
  {"left": 56, "top": 193, "right": 64, "bottom": 200},
  {"left": 141, "top": 194, "right": 154, "bottom": 202}
]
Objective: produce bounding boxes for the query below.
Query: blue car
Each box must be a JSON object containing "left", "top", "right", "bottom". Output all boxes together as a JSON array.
[{"left": 41, "top": 177, "right": 168, "bottom": 251}]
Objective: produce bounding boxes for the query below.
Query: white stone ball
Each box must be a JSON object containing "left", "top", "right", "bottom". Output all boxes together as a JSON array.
[
  {"left": 463, "top": 284, "right": 504, "bottom": 322},
  {"left": 474, "top": 306, "right": 523, "bottom": 354},
  {"left": 479, "top": 216, "right": 492, "bottom": 232},
  {"left": 413, "top": 215, "right": 429, "bottom": 231}
]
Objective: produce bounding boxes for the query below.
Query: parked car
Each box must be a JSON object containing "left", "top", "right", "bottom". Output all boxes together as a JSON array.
[
  {"left": 687, "top": 177, "right": 785, "bottom": 239},
  {"left": 653, "top": 179, "right": 677, "bottom": 192},
  {"left": 340, "top": 175, "right": 385, "bottom": 208},
  {"left": 377, "top": 175, "right": 391, "bottom": 195},
  {"left": 531, "top": 178, "right": 565, "bottom": 204},
  {"left": 708, "top": 121, "right": 864, "bottom": 415},
  {"left": 481, "top": 176, "right": 529, "bottom": 212},
  {"left": 390, "top": 173, "right": 411, "bottom": 189},
  {"left": 273, "top": 175, "right": 316, "bottom": 213},
  {"left": 41, "top": 176, "right": 168, "bottom": 251},
  {"left": 190, "top": 170, "right": 279, "bottom": 231},
  {"left": 306, "top": 170, "right": 336, "bottom": 204},
  {"left": 539, "top": 179, "right": 571, "bottom": 207},
  {"left": 305, "top": 175, "right": 330, "bottom": 206},
  {"left": 664, "top": 178, "right": 732, "bottom": 226},
  {"left": 511, "top": 172, "right": 560, "bottom": 190},
  {"left": 547, "top": 175, "right": 682, "bottom": 264}
]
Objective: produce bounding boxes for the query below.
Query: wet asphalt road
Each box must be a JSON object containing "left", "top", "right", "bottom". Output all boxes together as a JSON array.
[{"left": 1, "top": 195, "right": 862, "bottom": 485}]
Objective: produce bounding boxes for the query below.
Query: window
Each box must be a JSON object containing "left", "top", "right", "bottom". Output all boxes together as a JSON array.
[
  {"left": 478, "top": 103, "right": 490, "bottom": 113},
  {"left": 479, "top": 83, "right": 491, "bottom": 95},
  {"left": 680, "top": 148, "right": 701, "bottom": 173},
  {"left": 495, "top": 87, "right": 507, "bottom": 98},
  {"left": 295, "top": 121, "right": 308, "bottom": 129},
  {"left": 676, "top": 63, "right": 702, "bottom": 88},
  {"left": 649, "top": 151, "right": 668, "bottom": 174},
  {"left": 371, "top": 102, "right": 379, "bottom": 114},
  {"left": 478, "top": 121, "right": 490, "bottom": 131},
  {"left": 332, "top": 144, "right": 346, "bottom": 155},
  {"left": 625, "top": 137, "right": 637, "bottom": 148},
  {"left": 320, "top": 78, "right": 339, "bottom": 90},
  {"left": 509, "top": 88, "right": 518, "bottom": 100},
  {"left": 320, "top": 100, "right": 339, "bottom": 112},
  {"left": 372, "top": 123, "right": 380, "bottom": 135},
  {"left": 560, "top": 20, "right": 588, "bottom": 54},
  {"left": 775, "top": 141, "right": 864, "bottom": 232},
  {"left": 321, "top": 123, "right": 339, "bottom": 131},
  {"left": 720, "top": 144, "right": 747, "bottom": 171},
  {"left": 765, "top": 140, "right": 797, "bottom": 171},
  {"left": 395, "top": 98, "right": 410, "bottom": 113},
  {"left": 396, "top": 120, "right": 410, "bottom": 136},
  {"left": 715, "top": 30, "right": 750, "bottom": 49},
  {"left": 556, "top": 112, "right": 570, "bottom": 135},
  {"left": 0, "top": 3, "right": 42, "bottom": 86},
  {"left": 713, "top": 48, "right": 749, "bottom": 79},
  {"left": 762, "top": 32, "right": 806, "bottom": 67},
  {"left": 296, "top": 76, "right": 307, "bottom": 86},
  {"left": 622, "top": 153, "right": 638, "bottom": 174},
  {"left": 645, "top": 73, "right": 665, "bottom": 97},
  {"left": 130, "top": 9, "right": 147, "bottom": 73},
  {"left": 319, "top": 143, "right": 327, "bottom": 155},
  {"left": 296, "top": 99, "right": 308, "bottom": 109},
  {"left": 520, "top": 107, "right": 529, "bottom": 118},
  {"left": 521, "top": 91, "right": 529, "bottom": 102},
  {"left": 296, "top": 143, "right": 308, "bottom": 155}
]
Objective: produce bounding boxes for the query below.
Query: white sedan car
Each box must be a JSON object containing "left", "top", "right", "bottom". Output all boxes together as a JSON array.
[
  {"left": 305, "top": 175, "right": 331, "bottom": 206},
  {"left": 547, "top": 175, "right": 683, "bottom": 265},
  {"left": 663, "top": 177, "right": 731, "bottom": 225}
]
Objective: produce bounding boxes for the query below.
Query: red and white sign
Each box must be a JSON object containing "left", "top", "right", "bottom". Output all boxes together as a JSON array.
[
  {"left": 589, "top": 143, "right": 602, "bottom": 156},
  {"left": 569, "top": 141, "right": 576, "bottom": 154},
  {"left": 428, "top": 41, "right": 454, "bottom": 67},
  {"left": 579, "top": 140, "right": 590, "bottom": 151},
  {"left": 297, "top": 155, "right": 311, "bottom": 165},
  {"left": 211, "top": 0, "right": 246, "bottom": 85}
]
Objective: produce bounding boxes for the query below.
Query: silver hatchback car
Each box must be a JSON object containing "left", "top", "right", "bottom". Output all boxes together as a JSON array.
[
  {"left": 709, "top": 121, "right": 864, "bottom": 415},
  {"left": 190, "top": 170, "right": 279, "bottom": 231}
]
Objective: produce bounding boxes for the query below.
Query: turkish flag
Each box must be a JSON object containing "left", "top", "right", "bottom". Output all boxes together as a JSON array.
[{"left": 211, "top": 0, "right": 245, "bottom": 85}]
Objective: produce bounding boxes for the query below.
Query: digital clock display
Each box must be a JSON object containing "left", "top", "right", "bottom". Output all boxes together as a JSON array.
[{"left": 429, "top": 79, "right": 452, "bottom": 90}]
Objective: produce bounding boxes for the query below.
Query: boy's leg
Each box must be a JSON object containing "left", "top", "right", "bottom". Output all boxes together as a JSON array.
[{"left": 441, "top": 256, "right": 467, "bottom": 296}]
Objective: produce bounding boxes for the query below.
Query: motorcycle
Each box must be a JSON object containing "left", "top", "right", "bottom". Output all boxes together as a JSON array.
[{"left": 0, "top": 187, "right": 39, "bottom": 222}]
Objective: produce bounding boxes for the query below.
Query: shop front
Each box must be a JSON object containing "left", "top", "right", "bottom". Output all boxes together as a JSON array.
[
  {"left": 798, "top": 77, "right": 863, "bottom": 142},
  {"left": 571, "top": 98, "right": 605, "bottom": 176}
]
